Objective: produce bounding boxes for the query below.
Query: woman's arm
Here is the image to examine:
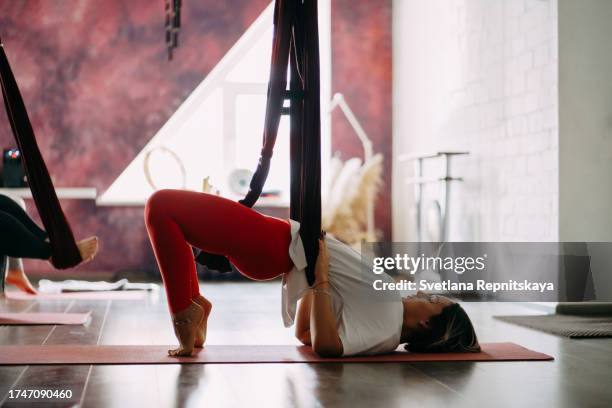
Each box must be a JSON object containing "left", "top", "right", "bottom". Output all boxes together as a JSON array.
[
  {"left": 309, "top": 239, "right": 343, "bottom": 357},
  {"left": 295, "top": 291, "right": 312, "bottom": 345}
]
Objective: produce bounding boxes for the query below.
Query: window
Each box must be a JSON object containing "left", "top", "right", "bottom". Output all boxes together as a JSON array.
[{"left": 98, "top": 1, "right": 331, "bottom": 206}]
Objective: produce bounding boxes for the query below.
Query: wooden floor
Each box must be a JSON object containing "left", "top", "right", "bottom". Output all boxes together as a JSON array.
[{"left": 1, "top": 281, "right": 611, "bottom": 408}]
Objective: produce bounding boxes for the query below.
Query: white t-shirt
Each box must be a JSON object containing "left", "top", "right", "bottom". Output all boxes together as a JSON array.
[{"left": 281, "top": 220, "right": 404, "bottom": 356}]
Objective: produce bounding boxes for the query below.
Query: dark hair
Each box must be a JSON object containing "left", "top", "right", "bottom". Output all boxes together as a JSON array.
[{"left": 405, "top": 303, "right": 480, "bottom": 353}]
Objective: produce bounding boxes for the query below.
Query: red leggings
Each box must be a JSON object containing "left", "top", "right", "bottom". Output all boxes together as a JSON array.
[{"left": 145, "top": 189, "right": 294, "bottom": 313}]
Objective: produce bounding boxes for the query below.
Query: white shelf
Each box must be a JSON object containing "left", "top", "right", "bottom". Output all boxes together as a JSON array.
[
  {"left": 96, "top": 194, "right": 289, "bottom": 208},
  {"left": 0, "top": 187, "right": 289, "bottom": 208},
  {"left": 0, "top": 188, "right": 97, "bottom": 200}
]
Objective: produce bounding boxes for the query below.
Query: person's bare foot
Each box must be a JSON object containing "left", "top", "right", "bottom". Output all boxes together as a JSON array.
[
  {"left": 192, "top": 295, "right": 212, "bottom": 348},
  {"left": 6, "top": 267, "right": 37, "bottom": 294},
  {"left": 76, "top": 236, "right": 99, "bottom": 264},
  {"left": 168, "top": 301, "right": 205, "bottom": 357}
]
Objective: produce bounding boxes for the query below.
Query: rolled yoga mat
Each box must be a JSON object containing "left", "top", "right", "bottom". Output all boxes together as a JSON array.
[
  {"left": 0, "top": 343, "right": 552, "bottom": 365},
  {"left": 555, "top": 302, "right": 612, "bottom": 316},
  {"left": 0, "top": 312, "right": 91, "bottom": 325},
  {"left": 495, "top": 314, "right": 612, "bottom": 338}
]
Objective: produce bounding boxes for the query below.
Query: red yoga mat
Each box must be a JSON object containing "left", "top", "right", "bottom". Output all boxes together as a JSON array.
[
  {"left": 0, "top": 312, "right": 91, "bottom": 325},
  {"left": 5, "top": 291, "right": 148, "bottom": 301},
  {"left": 0, "top": 343, "right": 552, "bottom": 365}
]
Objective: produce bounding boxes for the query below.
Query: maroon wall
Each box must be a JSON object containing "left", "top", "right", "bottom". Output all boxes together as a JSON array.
[
  {"left": 0, "top": 0, "right": 391, "bottom": 274},
  {"left": 331, "top": 0, "right": 392, "bottom": 241}
]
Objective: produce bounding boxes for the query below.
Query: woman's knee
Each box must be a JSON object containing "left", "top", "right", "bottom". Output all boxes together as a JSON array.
[{"left": 145, "top": 189, "right": 175, "bottom": 224}]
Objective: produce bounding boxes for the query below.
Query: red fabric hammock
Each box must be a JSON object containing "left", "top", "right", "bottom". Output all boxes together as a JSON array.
[
  {"left": 197, "top": 0, "right": 322, "bottom": 285},
  {"left": 0, "top": 39, "right": 81, "bottom": 269}
]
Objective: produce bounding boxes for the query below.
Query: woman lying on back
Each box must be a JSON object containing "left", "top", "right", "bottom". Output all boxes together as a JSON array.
[{"left": 144, "top": 189, "right": 480, "bottom": 357}]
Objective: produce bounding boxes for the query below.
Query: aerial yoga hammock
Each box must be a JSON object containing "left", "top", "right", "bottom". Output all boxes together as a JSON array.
[
  {"left": 194, "top": 0, "right": 322, "bottom": 286},
  {"left": 0, "top": 37, "right": 82, "bottom": 269}
]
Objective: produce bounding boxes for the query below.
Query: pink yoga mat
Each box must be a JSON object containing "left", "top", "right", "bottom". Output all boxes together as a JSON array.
[
  {"left": 4, "top": 290, "right": 148, "bottom": 301},
  {"left": 0, "top": 312, "right": 91, "bottom": 325},
  {"left": 0, "top": 343, "right": 552, "bottom": 365}
]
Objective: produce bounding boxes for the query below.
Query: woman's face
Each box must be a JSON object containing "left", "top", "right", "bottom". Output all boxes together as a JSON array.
[{"left": 402, "top": 291, "right": 454, "bottom": 331}]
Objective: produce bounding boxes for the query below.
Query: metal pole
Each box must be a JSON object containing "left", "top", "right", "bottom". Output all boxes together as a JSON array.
[
  {"left": 415, "top": 157, "right": 424, "bottom": 242},
  {"left": 441, "top": 154, "right": 452, "bottom": 242}
]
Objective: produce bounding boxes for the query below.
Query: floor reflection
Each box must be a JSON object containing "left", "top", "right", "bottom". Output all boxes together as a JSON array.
[
  {"left": 4, "top": 282, "right": 610, "bottom": 407},
  {"left": 174, "top": 364, "right": 207, "bottom": 408}
]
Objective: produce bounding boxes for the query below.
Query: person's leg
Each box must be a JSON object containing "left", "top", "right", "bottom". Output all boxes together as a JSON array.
[
  {"left": 145, "top": 189, "right": 293, "bottom": 313},
  {"left": 0, "top": 210, "right": 52, "bottom": 260},
  {"left": 6, "top": 257, "right": 36, "bottom": 294},
  {"left": 0, "top": 209, "right": 49, "bottom": 293},
  {"left": 144, "top": 189, "right": 293, "bottom": 356},
  {"left": 0, "top": 195, "right": 47, "bottom": 241},
  {"left": 0, "top": 196, "right": 38, "bottom": 294},
  {"left": 0, "top": 196, "right": 98, "bottom": 295}
]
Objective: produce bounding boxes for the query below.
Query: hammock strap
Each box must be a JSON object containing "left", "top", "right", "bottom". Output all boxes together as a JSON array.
[
  {"left": 239, "top": 0, "right": 295, "bottom": 208},
  {"left": 289, "top": 0, "right": 321, "bottom": 286},
  {"left": 0, "top": 40, "right": 81, "bottom": 269},
  {"left": 196, "top": 0, "right": 322, "bottom": 286}
]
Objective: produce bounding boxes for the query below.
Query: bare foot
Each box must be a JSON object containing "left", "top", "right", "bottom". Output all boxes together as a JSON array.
[
  {"left": 6, "top": 268, "right": 37, "bottom": 294},
  {"left": 168, "top": 301, "right": 204, "bottom": 357},
  {"left": 47, "top": 236, "right": 99, "bottom": 268},
  {"left": 77, "top": 236, "right": 99, "bottom": 264},
  {"left": 193, "top": 295, "right": 212, "bottom": 348}
]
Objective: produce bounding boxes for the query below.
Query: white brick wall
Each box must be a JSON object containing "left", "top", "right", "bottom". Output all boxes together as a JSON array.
[{"left": 393, "top": 0, "right": 559, "bottom": 242}]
